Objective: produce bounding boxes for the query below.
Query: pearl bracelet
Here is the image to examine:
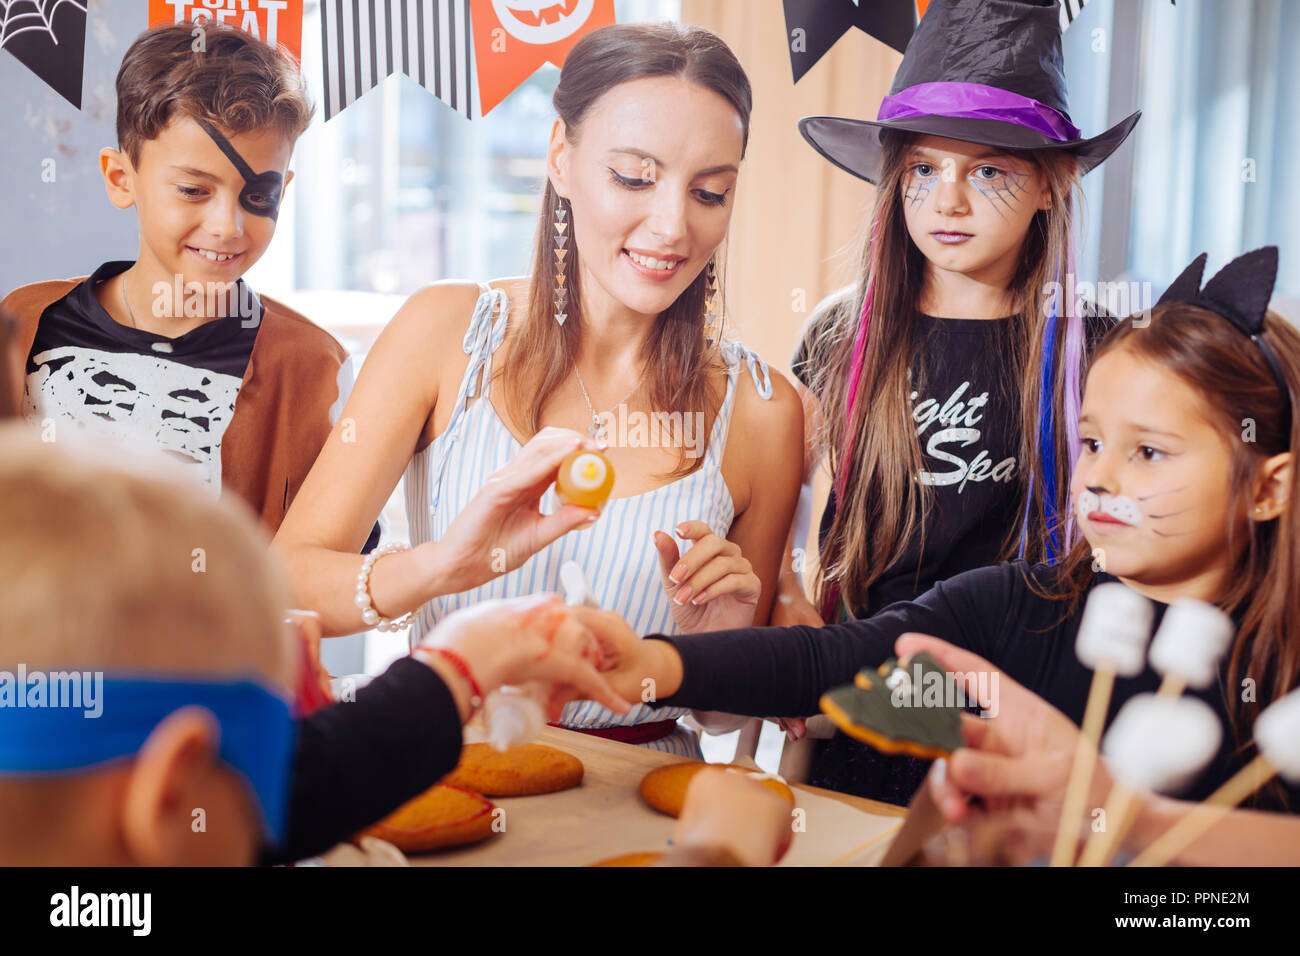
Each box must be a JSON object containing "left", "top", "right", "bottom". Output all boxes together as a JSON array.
[{"left": 354, "top": 543, "right": 415, "bottom": 632}]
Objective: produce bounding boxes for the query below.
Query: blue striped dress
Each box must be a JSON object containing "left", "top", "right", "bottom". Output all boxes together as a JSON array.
[{"left": 403, "top": 284, "right": 773, "bottom": 757}]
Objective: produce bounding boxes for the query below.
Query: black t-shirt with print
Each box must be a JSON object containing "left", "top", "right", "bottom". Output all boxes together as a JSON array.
[
  {"left": 791, "top": 303, "right": 1113, "bottom": 803},
  {"left": 793, "top": 311, "right": 1025, "bottom": 619}
]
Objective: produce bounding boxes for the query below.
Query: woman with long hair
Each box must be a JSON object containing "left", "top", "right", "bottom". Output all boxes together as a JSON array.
[{"left": 274, "top": 23, "right": 803, "bottom": 758}]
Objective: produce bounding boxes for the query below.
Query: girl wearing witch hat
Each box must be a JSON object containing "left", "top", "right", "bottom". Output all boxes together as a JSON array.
[{"left": 774, "top": 0, "right": 1141, "bottom": 803}]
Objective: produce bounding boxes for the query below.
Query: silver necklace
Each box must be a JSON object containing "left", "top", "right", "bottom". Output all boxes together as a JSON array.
[
  {"left": 119, "top": 274, "right": 138, "bottom": 329},
  {"left": 573, "top": 365, "right": 641, "bottom": 443}
]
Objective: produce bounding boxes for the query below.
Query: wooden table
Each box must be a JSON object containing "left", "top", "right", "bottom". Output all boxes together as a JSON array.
[{"left": 406, "top": 725, "right": 906, "bottom": 867}]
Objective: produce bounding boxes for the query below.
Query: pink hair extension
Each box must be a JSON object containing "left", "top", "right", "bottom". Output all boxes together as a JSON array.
[{"left": 823, "top": 206, "right": 883, "bottom": 620}]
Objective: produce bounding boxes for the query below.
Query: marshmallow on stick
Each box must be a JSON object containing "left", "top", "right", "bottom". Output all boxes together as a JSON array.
[
  {"left": 1050, "top": 583, "right": 1154, "bottom": 866},
  {"left": 1079, "top": 599, "right": 1233, "bottom": 866},
  {"left": 1077, "top": 694, "right": 1223, "bottom": 866},
  {"left": 1128, "top": 686, "right": 1300, "bottom": 867},
  {"left": 1148, "top": 599, "right": 1234, "bottom": 697}
]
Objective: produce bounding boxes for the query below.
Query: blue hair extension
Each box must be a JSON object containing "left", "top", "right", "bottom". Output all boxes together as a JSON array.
[{"left": 1031, "top": 267, "right": 1063, "bottom": 563}]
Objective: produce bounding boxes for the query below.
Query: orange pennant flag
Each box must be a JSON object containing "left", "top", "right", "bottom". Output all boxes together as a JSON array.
[
  {"left": 147, "top": 0, "right": 304, "bottom": 63},
  {"left": 472, "top": 0, "right": 616, "bottom": 116}
]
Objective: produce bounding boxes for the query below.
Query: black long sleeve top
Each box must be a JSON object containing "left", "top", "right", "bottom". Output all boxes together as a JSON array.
[
  {"left": 258, "top": 656, "right": 464, "bottom": 866},
  {"left": 651, "top": 561, "right": 1300, "bottom": 813}
]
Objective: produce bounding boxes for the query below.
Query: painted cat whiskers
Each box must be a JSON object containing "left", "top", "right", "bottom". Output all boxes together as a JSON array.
[{"left": 1075, "top": 486, "right": 1197, "bottom": 537}]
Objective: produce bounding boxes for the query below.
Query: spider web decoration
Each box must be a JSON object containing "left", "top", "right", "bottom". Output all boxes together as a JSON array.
[{"left": 0, "top": 0, "right": 87, "bottom": 107}]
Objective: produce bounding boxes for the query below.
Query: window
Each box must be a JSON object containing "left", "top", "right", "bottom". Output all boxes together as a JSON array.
[{"left": 249, "top": 0, "right": 681, "bottom": 314}]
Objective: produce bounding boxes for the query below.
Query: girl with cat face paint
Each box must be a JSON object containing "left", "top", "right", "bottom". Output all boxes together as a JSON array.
[{"left": 582, "top": 247, "right": 1300, "bottom": 817}]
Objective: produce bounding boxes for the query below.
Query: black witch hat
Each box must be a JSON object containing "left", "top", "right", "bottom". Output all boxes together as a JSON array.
[{"left": 799, "top": 0, "right": 1140, "bottom": 184}]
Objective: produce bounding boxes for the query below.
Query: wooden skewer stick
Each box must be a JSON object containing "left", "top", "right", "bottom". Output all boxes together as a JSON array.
[
  {"left": 1156, "top": 673, "right": 1186, "bottom": 698},
  {"left": 1128, "top": 753, "right": 1276, "bottom": 867},
  {"left": 1077, "top": 674, "right": 1186, "bottom": 867},
  {"left": 1050, "top": 663, "right": 1115, "bottom": 867},
  {"left": 1078, "top": 783, "right": 1141, "bottom": 866}
]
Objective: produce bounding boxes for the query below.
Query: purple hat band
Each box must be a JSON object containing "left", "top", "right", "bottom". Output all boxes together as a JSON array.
[{"left": 878, "top": 81, "right": 1081, "bottom": 143}]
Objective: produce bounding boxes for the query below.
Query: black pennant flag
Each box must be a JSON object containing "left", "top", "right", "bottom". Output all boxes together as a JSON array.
[
  {"left": 321, "top": 0, "right": 474, "bottom": 121},
  {"left": 783, "top": 0, "right": 917, "bottom": 84},
  {"left": 1, "top": 0, "right": 88, "bottom": 108}
]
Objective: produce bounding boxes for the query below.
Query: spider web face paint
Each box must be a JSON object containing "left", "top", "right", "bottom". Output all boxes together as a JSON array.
[
  {"left": 970, "top": 167, "right": 1030, "bottom": 220},
  {"left": 196, "top": 119, "right": 284, "bottom": 221},
  {"left": 903, "top": 165, "right": 937, "bottom": 212}
]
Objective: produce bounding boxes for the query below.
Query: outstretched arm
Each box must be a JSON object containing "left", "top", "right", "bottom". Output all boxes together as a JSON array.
[{"left": 273, "top": 284, "right": 600, "bottom": 636}]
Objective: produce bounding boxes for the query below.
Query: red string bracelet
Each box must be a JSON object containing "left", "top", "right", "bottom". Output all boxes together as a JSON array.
[{"left": 418, "top": 647, "right": 484, "bottom": 715}]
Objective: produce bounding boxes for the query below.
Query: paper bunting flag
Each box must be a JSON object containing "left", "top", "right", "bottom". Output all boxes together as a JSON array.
[
  {"left": 1058, "top": 0, "right": 1087, "bottom": 30},
  {"left": 1061, "top": 0, "right": 1174, "bottom": 32},
  {"left": 148, "top": 1, "right": 304, "bottom": 62},
  {"left": 321, "top": 0, "right": 474, "bottom": 120},
  {"left": 471, "top": 0, "right": 615, "bottom": 116},
  {"left": 783, "top": 0, "right": 920, "bottom": 84},
  {"left": 1, "top": 0, "right": 88, "bottom": 108}
]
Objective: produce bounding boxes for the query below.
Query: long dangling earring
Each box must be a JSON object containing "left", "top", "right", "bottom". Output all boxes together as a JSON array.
[
  {"left": 703, "top": 256, "right": 721, "bottom": 340},
  {"left": 554, "top": 198, "right": 570, "bottom": 326}
]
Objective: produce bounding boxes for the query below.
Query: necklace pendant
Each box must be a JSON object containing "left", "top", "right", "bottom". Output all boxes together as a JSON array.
[{"left": 587, "top": 416, "right": 606, "bottom": 443}]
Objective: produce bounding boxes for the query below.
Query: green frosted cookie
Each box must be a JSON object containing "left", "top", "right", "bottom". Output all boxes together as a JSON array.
[{"left": 819, "top": 652, "right": 967, "bottom": 759}]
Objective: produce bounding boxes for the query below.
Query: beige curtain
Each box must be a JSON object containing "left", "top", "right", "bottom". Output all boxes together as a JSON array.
[
  {"left": 682, "top": 0, "right": 899, "bottom": 366},
  {"left": 681, "top": 0, "right": 901, "bottom": 579}
]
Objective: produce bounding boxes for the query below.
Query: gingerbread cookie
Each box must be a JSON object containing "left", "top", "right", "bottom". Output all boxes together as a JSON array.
[
  {"left": 442, "top": 742, "right": 585, "bottom": 796},
  {"left": 590, "top": 851, "right": 664, "bottom": 867},
  {"left": 819, "top": 652, "right": 965, "bottom": 760},
  {"left": 360, "top": 783, "right": 497, "bottom": 853},
  {"left": 639, "top": 761, "right": 794, "bottom": 818}
]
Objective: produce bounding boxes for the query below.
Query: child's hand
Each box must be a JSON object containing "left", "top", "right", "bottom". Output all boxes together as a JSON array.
[
  {"left": 770, "top": 581, "right": 824, "bottom": 628},
  {"left": 654, "top": 522, "right": 759, "bottom": 633},
  {"left": 672, "top": 768, "right": 794, "bottom": 866},
  {"left": 897, "top": 633, "right": 1114, "bottom": 851},
  {"left": 416, "top": 594, "right": 630, "bottom": 721},
  {"left": 568, "top": 606, "right": 683, "bottom": 706},
  {"left": 436, "top": 428, "right": 601, "bottom": 593},
  {"left": 775, "top": 717, "right": 807, "bottom": 741}
]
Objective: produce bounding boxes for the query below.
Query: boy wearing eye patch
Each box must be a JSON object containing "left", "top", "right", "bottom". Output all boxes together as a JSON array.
[{"left": 1, "top": 21, "right": 360, "bottom": 537}]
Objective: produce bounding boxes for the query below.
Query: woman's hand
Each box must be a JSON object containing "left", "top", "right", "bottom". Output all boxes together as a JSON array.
[
  {"left": 416, "top": 594, "right": 630, "bottom": 722},
  {"left": 654, "top": 521, "right": 760, "bottom": 633},
  {"left": 434, "top": 428, "right": 603, "bottom": 594}
]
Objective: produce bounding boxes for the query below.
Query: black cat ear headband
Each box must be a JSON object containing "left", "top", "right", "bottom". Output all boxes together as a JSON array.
[
  {"left": 1155, "top": 246, "right": 1290, "bottom": 436},
  {"left": 196, "top": 119, "right": 284, "bottom": 221}
]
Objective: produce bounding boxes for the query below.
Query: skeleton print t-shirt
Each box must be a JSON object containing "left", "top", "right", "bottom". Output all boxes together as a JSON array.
[{"left": 23, "top": 261, "right": 261, "bottom": 494}]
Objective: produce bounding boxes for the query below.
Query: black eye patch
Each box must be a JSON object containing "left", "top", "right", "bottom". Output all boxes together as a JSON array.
[{"left": 196, "top": 119, "right": 285, "bottom": 221}]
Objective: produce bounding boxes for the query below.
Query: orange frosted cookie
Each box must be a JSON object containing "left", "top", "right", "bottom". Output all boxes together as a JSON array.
[
  {"left": 556, "top": 450, "right": 615, "bottom": 510},
  {"left": 442, "top": 743, "right": 585, "bottom": 796},
  {"left": 360, "top": 784, "right": 497, "bottom": 853},
  {"left": 639, "top": 761, "right": 794, "bottom": 818},
  {"left": 590, "top": 851, "right": 664, "bottom": 867}
]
